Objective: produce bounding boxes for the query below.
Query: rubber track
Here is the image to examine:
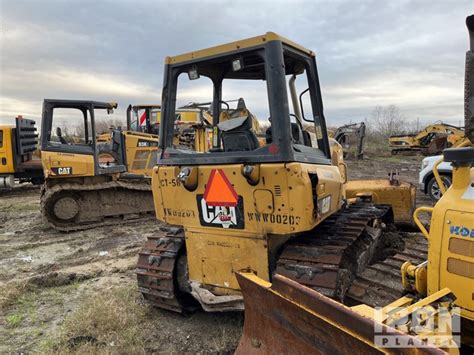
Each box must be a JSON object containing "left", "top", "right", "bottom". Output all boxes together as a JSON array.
[
  {"left": 275, "top": 203, "right": 393, "bottom": 302},
  {"left": 136, "top": 229, "right": 187, "bottom": 313},
  {"left": 41, "top": 180, "right": 155, "bottom": 232},
  {"left": 347, "top": 235, "right": 428, "bottom": 307}
]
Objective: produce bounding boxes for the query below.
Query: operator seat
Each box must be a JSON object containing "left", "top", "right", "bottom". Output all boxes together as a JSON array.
[
  {"left": 265, "top": 121, "right": 311, "bottom": 146},
  {"left": 56, "top": 127, "right": 68, "bottom": 144},
  {"left": 218, "top": 116, "right": 259, "bottom": 152},
  {"left": 291, "top": 122, "right": 305, "bottom": 145}
]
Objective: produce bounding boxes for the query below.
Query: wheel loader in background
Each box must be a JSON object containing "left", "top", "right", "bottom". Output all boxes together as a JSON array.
[
  {"left": 0, "top": 116, "right": 44, "bottom": 188},
  {"left": 389, "top": 122, "right": 465, "bottom": 156},
  {"left": 40, "top": 100, "right": 158, "bottom": 231},
  {"left": 236, "top": 14, "right": 474, "bottom": 354},
  {"left": 136, "top": 31, "right": 416, "bottom": 313}
]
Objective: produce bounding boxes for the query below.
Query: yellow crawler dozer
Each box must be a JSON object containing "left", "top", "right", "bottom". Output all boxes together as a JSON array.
[
  {"left": 136, "top": 31, "right": 416, "bottom": 314},
  {"left": 40, "top": 100, "right": 158, "bottom": 231}
]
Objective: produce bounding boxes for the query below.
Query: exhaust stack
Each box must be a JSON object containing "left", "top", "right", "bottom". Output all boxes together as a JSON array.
[{"left": 465, "top": 15, "right": 474, "bottom": 143}]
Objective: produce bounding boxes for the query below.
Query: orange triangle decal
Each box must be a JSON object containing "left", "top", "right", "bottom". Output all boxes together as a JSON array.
[{"left": 203, "top": 169, "right": 238, "bottom": 206}]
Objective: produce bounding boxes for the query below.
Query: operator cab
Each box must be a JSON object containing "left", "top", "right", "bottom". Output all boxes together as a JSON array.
[
  {"left": 159, "top": 32, "right": 331, "bottom": 166},
  {"left": 41, "top": 99, "right": 126, "bottom": 174},
  {"left": 127, "top": 104, "right": 161, "bottom": 135}
]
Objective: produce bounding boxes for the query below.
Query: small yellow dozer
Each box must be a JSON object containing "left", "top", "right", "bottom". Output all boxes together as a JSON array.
[{"left": 136, "top": 29, "right": 417, "bottom": 315}]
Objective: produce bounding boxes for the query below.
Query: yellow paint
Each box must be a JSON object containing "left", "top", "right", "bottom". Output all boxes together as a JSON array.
[
  {"left": 413, "top": 206, "right": 433, "bottom": 239},
  {"left": 153, "top": 162, "right": 342, "bottom": 234},
  {"left": 166, "top": 32, "right": 314, "bottom": 65},
  {"left": 41, "top": 150, "right": 95, "bottom": 178},
  {"left": 401, "top": 260, "right": 427, "bottom": 295},
  {"left": 427, "top": 164, "right": 474, "bottom": 321},
  {"left": 0, "top": 126, "right": 15, "bottom": 174},
  {"left": 185, "top": 230, "right": 269, "bottom": 293},
  {"left": 345, "top": 179, "right": 416, "bottom": 225},
  {"left": 152, "top": 162, "right": 342, "bottom": 292},
  {"left": 122, "top": 131, "right": 159, "bottom": 177},
  {"left": 155, "top": 109, "right": 201, "bottom": 124},
  {"left": 433, "top": 158, "right": 447, "bottom": 194},
  {"left": 389, "top": 123, "right": 465, "bottom": 149}
]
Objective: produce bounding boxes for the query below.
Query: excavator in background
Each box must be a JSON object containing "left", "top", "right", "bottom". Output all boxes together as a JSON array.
[
  {"left": 236, "top": 14, "right": 474, "bottom": 353},
  {"left": 0, "top": 116, "right": 44, "bottom": 188},
  {"left": 328, "top": 122, "right": 366, "bottom": 159},
  {"left": 40, "top": 100, "right": 158, "bottom": 231},
  {"left": 136, "top": 31, "right": 416, "bottom": 315},
  {"left": 389, "top": 122, "right": 464, "bottom": 156}
]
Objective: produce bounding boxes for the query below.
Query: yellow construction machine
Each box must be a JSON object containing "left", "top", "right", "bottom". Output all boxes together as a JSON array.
[
  {"left": 237, "top": 142, "right": 474, "bottom": 353},
  {"left": 96, "top": 104, "right": 161, "bottom": 168},
  {"left": 136, "top": 31, "right": 416, "bottom": 314},
  {"left": 169, "top": 98, "right": 263, "bottom": 151},
  {"left": 236, "top": 15, "right": 474, "bottom": 353},
  {"left": 40, "top": 100, "right": 158, "bottom": 231},
  {"left": 0, "top": 116, "right": 43, "bottom": 188},
  {"left": 389, "top": 122, "right": 464, "bottom": 156}
]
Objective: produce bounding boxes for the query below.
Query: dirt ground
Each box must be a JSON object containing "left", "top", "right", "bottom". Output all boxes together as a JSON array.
[{"left": 0, "top": 155, "right": 432, "bottom": 354}]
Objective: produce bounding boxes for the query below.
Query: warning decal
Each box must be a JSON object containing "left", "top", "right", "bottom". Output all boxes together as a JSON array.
[
  {"left": 203, "top": 169, "right": 238, "bottom": 207},
  {"left": 198, "top": 169, "right": 244, "bottom": 229}
]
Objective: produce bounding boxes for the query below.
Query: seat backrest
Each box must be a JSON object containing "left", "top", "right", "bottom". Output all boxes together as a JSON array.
[
  {"left": 111, "top": 129, "right": 126, "bottom": 165},
  {"left": 291, "top": 122, "right": 304, "bottom": 145},
  {"left": 219, "top": 116, "right": 259, "bottom": 152}
]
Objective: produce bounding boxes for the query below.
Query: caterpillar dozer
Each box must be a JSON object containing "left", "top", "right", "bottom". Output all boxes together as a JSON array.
[
  {"left": 96, "top": 104, "right": 161, "bottom": 164},
  {"left": 40, "top": 100, "right": 158, "bottom": 232},
  {"left": 136, "top": 32, "right": 416, "bottom": 313},
  {"left": 0, "top": 115, "right": 43, "bottom": 188},
  {"left": 125, "top": 103, "right": 213, "bottom": 152},
  {"left": 236, "top": 14, "right": 474, "bottom": 354},
  {"left": 389, "top": 122, "right": 464, "bottom": 156}
]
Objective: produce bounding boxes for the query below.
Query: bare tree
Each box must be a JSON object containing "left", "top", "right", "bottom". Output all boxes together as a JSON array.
[
  {"left": 95, "top": 118, "right": 125, "bottom": 134},
  {"left": 368, "top": 105, "right": 408, "bottom": 138}
]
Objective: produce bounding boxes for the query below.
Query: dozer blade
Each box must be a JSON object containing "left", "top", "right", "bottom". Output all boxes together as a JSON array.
[
  {"left": 235, "top": 273, "right": 444, "bottom": 355},
  {"left": 345, "top": 179, "right": 416, "bottom": 226}
]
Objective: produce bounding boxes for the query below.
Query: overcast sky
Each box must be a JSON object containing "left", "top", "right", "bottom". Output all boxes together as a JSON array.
[{"left": 1, "top": 0, "right": 473, "bottom": 128}]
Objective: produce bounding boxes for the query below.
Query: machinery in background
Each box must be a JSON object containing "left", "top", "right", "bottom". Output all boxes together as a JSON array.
[
  {"left": 389, "top": 122, "right": 464, "bottom": 155},
  {"left": 328, "top": 122, "right": 366, "bottom": 159},
  {"left": 40, "top": 100, "right": 158, "bottom": 232},
  {"left": 236, "top": 14, "right": 474, "bottom": 353},
  {"left": 237, "top": 145, "right": 474, "bottom": 354},
  {"left": 175, "top": 98, "right": 263, "bottom": 151},
  {"left": 0, "top": 116, "right": 43, "bottom": 188},
  {"left": 136, "top": 31, "right": 416, "bottom": 315},
  {"left": 127, "top": 104, "right": 161, "bottom": 135},
  {"left": 96, "top": 104, "right": 161, "bottom": 168}
]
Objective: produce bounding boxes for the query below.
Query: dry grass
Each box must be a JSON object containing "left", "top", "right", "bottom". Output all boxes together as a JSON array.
[
  {"left": 42, "top": 286, "right": 148, "bottom": 354},
  {"left": 36, "top": 284, "right": 244, "bottom": 354},
  {"left": 364, "top": 138, "right": 392, "bottom": 157},
  {"left": 0, "top": 281, "right": 31, "bottom": 310}
]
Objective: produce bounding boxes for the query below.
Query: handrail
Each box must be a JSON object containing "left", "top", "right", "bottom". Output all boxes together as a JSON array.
[
  {"left": 432, "top": 158, "right": 447, "bottom": 195},
  {"left": 413, "top": 206, "right": 434, "bottom": 239}
]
